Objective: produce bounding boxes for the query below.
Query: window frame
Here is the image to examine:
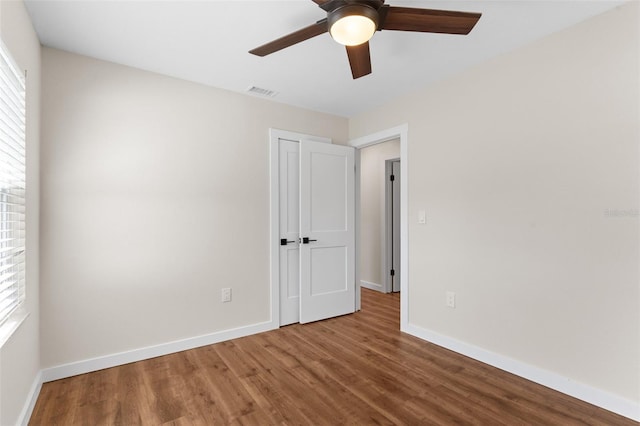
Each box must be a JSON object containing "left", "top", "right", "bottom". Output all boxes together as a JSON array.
[{"left": 0, "top": 38, "right": 28, "bottom": 347}]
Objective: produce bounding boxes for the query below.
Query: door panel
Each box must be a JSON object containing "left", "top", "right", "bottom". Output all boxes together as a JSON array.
[
  {"left": 286, "top": 248, "right": 300, "bottom": 298},
  {"left": 310, "top": 246, "right": 347, "bottom": 295},
  {"left": 300, "top": 140, "right": 355, "bottom": 324},
  {"left": 310, "top": 152, "right": 347, "bottom": 231},
  {"left": 285, "top": 151, "right": 300, "bottom": 233}
]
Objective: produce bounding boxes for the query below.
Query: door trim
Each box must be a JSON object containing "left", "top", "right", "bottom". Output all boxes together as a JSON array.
[
  {"left": 269, "top": 129, "right": 331, "bottom": 328},
  {"left": 349, "top": 124, "right": 409, "bottom": 332}
]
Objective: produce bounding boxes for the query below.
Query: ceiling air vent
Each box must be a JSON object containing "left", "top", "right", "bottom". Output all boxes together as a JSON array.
[{"left": 246, "top": 86, "right": 278, "bottom": 98}]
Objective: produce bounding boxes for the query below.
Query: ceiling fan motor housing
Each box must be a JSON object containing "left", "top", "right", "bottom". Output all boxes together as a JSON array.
[
  {"left": 328, "top": 4, "right": 379, "bottom": 26},
  {"left": 328, "top": 4, "right": 380, "bottom": 46}
]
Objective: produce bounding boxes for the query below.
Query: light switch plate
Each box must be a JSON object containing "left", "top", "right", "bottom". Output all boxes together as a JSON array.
[{"left": 418, "top": 210, "right": 426, "bottom": 224}]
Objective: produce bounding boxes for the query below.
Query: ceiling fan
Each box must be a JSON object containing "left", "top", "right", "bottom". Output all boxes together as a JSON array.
[{"left": 249, "top": 0, "right": 482, "bottom": 79}]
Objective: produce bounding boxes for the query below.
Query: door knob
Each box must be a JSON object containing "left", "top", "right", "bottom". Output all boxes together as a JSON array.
[
  {"left": 280, "top": 238, "right": 297, "bottom": 246},
  {"left": 302, "top": 237, "right": 318, "bottom": 244}
]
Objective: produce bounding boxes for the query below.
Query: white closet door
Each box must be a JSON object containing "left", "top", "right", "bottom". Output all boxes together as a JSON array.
[
  {"left": 299, "top": 140, "right": 355, "bottom": 324},
  {"left": 279, "top": 140, "right": 301, "bottom": 326}
]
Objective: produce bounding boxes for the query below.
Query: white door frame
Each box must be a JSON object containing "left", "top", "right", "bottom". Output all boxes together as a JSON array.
[
  {"left": 349, "top": 124, "right": 409, "bottom": 331},
  {"left": 268, "top": 128, "right": 331, "bottom": 328}
]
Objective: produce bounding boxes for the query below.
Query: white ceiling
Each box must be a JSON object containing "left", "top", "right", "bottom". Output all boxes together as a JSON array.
[{"left": 24, "top": 0, "right": 625, "bottom": 117}]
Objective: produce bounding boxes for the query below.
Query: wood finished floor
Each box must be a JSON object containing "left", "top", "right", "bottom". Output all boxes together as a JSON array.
[{"left": 30, "top": 289, "right": 637, "bottom": 425}]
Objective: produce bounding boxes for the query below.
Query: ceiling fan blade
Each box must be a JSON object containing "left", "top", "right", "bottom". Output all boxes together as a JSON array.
[
  {"left": 346, "top": 42, "right": 372, "bottom": 79},
  {"left": 379, "top": 6, "right": 481, "bottom": 35},
  {"left": 249, "top": 19, "right": 328, "bottom": 57},
  {"left": 310, "top": 0, "right": 331, "bottom": 5}
]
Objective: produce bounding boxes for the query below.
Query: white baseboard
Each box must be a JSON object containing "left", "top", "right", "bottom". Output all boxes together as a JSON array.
[
  {"left": 17, "top": 370, "right": 42, "bottom": 426},
  {"left": 360, "top": 280, "right": 384, "bottom": 292},
  {"left": 402, "top": 322, "right": 640, "bottom": 422},
  {"left": 41, "top": 320, "right": 276, "bottom": 383}
]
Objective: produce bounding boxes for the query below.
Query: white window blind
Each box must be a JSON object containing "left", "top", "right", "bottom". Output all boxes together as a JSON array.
[{"left": 0, "top": 40, "right": 26, "bottom": 326}]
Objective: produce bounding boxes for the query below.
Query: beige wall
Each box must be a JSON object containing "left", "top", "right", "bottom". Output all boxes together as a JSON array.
[
  {"left": 359, "top": 139, "right": 399, "bottom": 289},
  {"left": 40, "top": 48, "right": 348, "bottom": 367},
  {"left": 350, "top": 3, "right": 639, "bottom": 402},
  {"left": 0, "top": 0, "right": 41, "bottom": 424}
]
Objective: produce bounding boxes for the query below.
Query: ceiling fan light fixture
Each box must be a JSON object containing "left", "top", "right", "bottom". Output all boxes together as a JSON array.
[{"left": 328, "top": 4, "right": 379, "bottom": 46}]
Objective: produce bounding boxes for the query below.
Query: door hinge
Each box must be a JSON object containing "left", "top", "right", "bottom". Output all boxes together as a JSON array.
[
  {"left": 390, "top": 174, "right": 395, "bottom": 181},
  {"left": 390, "top": 269, "right": 395, "bottom": 276}
]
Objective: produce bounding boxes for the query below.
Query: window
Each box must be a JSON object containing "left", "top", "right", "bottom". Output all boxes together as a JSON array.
[{"left": 0, "top": 40, "right": 26, "bottom": 327}]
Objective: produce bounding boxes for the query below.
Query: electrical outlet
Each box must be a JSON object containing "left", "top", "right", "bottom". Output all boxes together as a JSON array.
[
  {"left": 446, "top": 291, "right": 456, "bottom": 308},
  {"left": 221, "top": 288, "right": 232, "bottom": 303}
]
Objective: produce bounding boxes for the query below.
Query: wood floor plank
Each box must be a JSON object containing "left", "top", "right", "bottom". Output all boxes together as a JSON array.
[
  {"left": 233, "top": 337, "right": 347, "bottom": 425},
  {"left": 29, "top": 289, "right": 638, "bottom": 425}
]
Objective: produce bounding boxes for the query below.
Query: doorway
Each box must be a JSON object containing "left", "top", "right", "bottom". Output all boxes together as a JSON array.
[
  {"left": 358, "top": 139, "right": 400, "bottom": 294},
  {"left": 350, "top": 124, "right": 409, "bottom": 330}
]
